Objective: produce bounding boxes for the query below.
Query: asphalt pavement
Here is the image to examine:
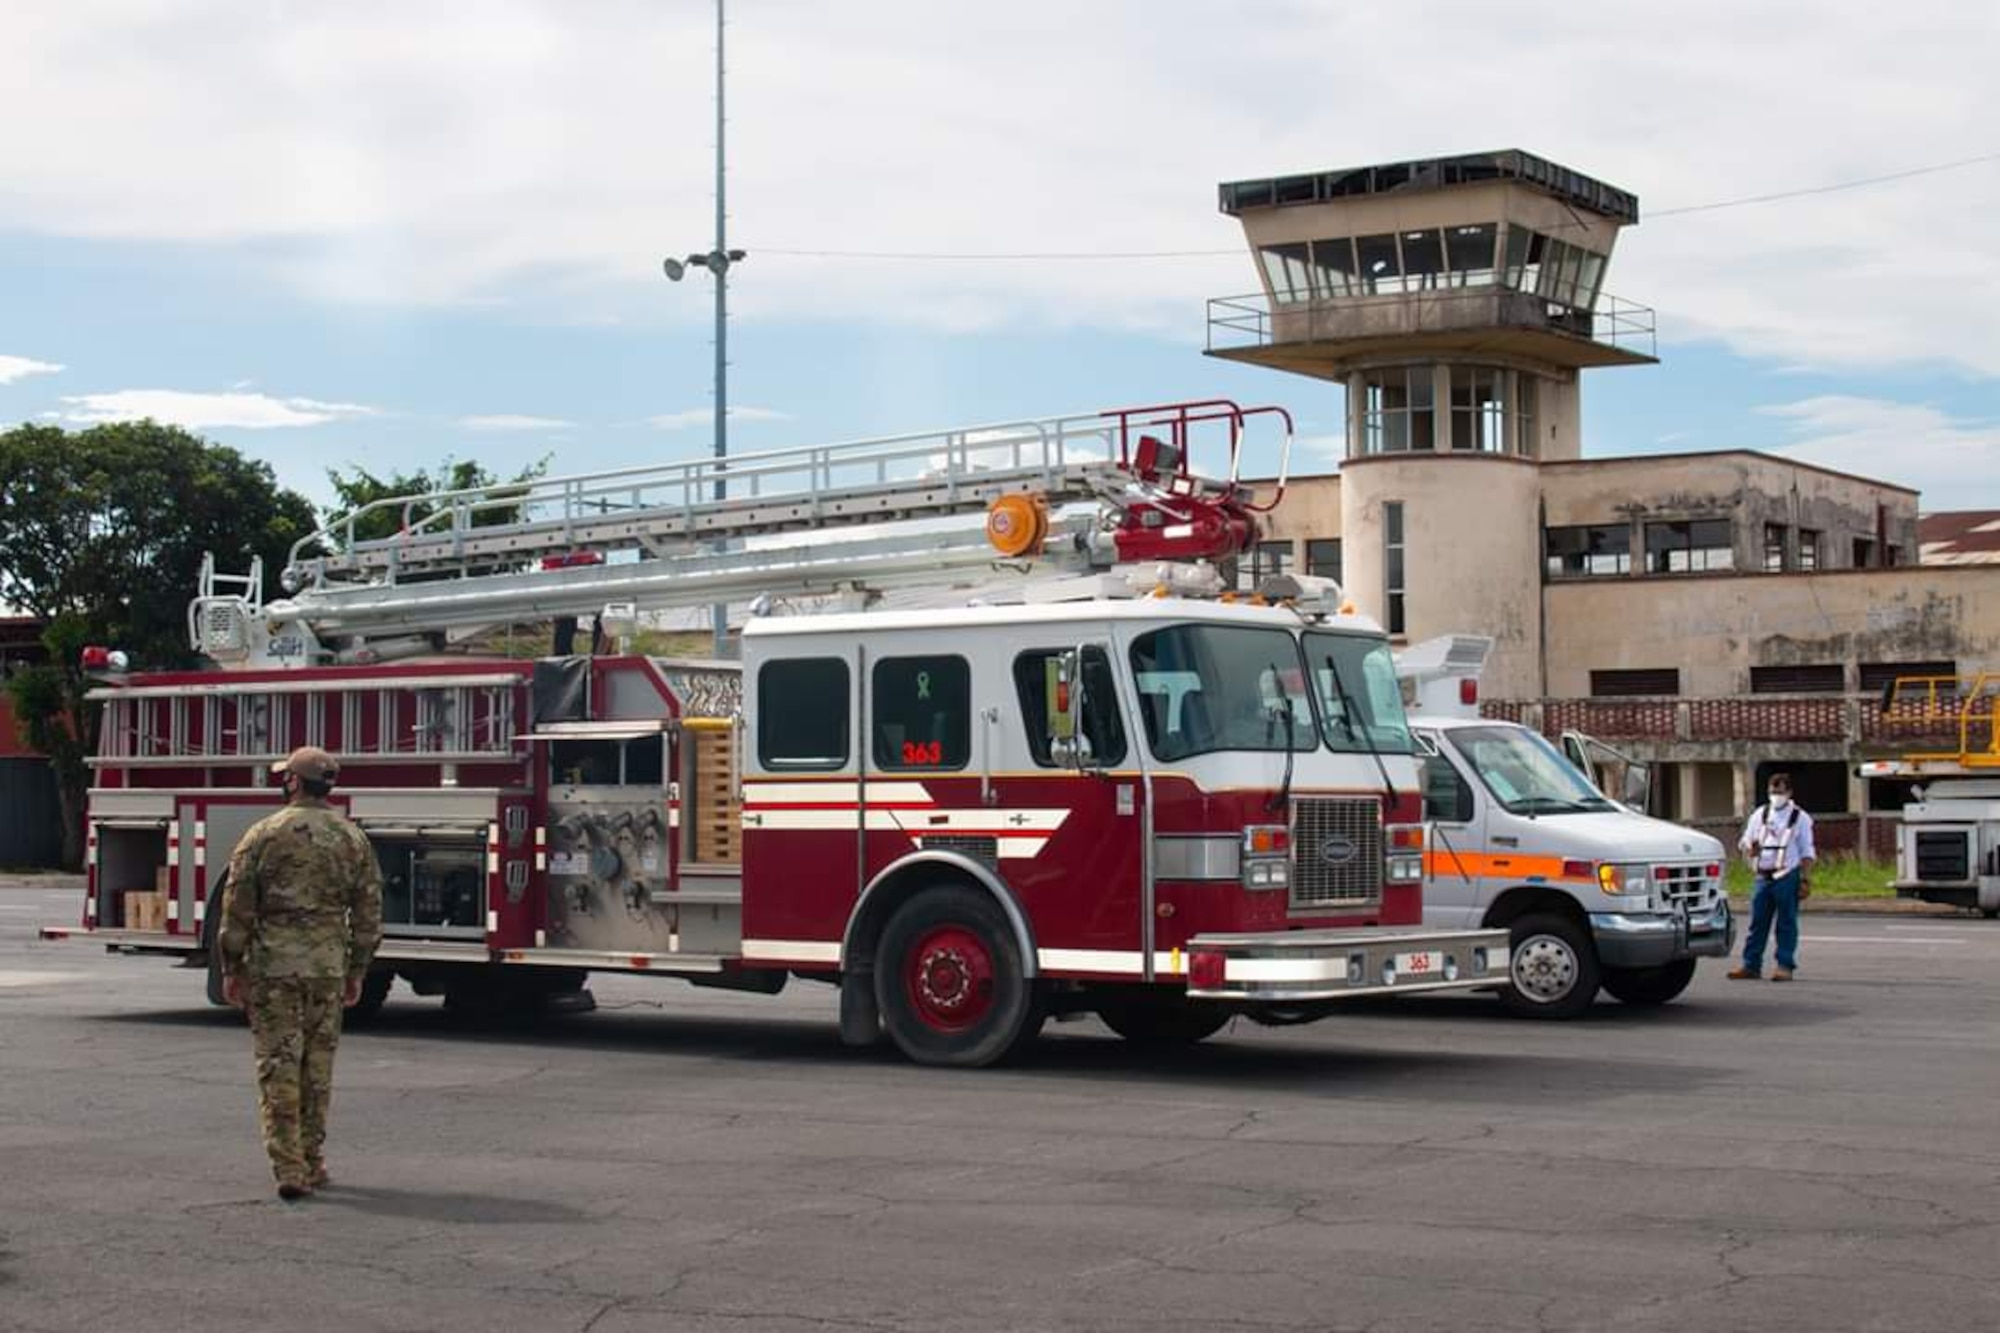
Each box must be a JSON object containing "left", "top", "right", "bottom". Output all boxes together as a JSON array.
[{"left": 3, "top": 881, "right": 1998, "bottom": 1333}]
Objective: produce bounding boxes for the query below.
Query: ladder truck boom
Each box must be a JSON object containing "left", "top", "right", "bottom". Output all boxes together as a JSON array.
[{"left": 197, "top": 400, "right": 1297, "bottom": 667}]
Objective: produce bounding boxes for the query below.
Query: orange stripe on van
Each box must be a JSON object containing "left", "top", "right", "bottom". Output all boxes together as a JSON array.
[{"left": 1422, "top": 850, "right": 1595, "bottom": 883}]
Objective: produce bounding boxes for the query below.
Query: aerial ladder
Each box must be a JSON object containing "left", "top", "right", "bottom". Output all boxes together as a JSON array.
[{"left": 191, "top": 399, "right": 1295, "bottom": 669}]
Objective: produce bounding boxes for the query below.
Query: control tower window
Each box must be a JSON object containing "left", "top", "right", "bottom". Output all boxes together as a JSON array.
[
  {"left": 1360, "top": 368, "right": 1435, "bottom": 454},
  {"left": 1310, "top": 237, "right": 1359, "bottom": 298},
  {"left": 1448, "top": 367, "right": 1508, "bottom": 452},
  {"left": 1446, "top": 224, "right": 1498, "bottom": 286},
  {"left": 1399, "top": 229, "right": 1446, "bottom": 291},
  {"left": 1355, "top": 233, "right": 1401, "bottom": 295},
  {"left": 1259, "top": 243, "right": 1312, "bottom": 304}
]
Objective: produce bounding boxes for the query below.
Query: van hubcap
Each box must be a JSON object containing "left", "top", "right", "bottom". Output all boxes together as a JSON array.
[{"left": 1513, "top": 934, "right": 1578, "bottom": 1003}]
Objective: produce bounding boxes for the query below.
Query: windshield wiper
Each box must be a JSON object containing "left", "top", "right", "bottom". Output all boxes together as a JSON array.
[
  {"left": 1264, "top": 660, "right": 1295, "bottom": 815},
  {"left": 1324, "top": 653, "right": 1398, "bottom": 804},
  {"left": 1507, "top": 796, "right": 1595, "bottom": 814}
]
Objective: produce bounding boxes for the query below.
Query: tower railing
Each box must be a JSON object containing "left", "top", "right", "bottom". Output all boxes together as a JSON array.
[{"left": 1206, "top": 286, "right": 1657, "bottom": 360}]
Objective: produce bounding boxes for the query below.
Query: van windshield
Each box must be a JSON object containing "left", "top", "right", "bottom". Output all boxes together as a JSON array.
[
  {"left": 1129, "top": 625, "right": 1316, "bottom": 762},
  {"left": 1446, "top": 725, "right": 1615, "bottom": 815}
]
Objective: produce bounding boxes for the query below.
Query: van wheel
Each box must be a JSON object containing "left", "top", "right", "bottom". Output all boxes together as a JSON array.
[
  {"left": 1500, "top": 913, "right": 1599, "bottom": 1020},
  {"left": 1602, "top": 959, "right": 1697, "bottom": 1007},
  {"left": 875, "top": 886, "right": 1040, "bottom": 1067},
  {"left": 1096, "top": 993, "right": 1232, "bottom": 1047}
]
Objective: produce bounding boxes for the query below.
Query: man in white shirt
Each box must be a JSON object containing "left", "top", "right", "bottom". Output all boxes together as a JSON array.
[{"left": 1728, "top": 772, "right": 1817, "bottom": 982}]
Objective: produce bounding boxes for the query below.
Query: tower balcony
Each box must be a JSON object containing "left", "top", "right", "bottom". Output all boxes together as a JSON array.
[{"left": 1206, "top": 286, "right": 1658, "bottom": 379}]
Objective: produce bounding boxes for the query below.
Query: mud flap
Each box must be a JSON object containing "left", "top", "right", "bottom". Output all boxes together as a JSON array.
[{"left": 838, "top": 971, "right": 882, "bottom": 1046}]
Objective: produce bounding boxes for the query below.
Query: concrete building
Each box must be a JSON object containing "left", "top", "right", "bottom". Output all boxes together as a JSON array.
[{"left": 1208, "top": 150, "right": 2000, "bottom": 854}]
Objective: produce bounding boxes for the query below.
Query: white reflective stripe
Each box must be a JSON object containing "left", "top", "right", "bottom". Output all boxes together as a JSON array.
[
  {"left": 995, "top": 837, "right": 1051, "bottom": 859},
  {"left": 487, "top": 851, "right": 499, "bottom": 874},
  {"left": 535, "top": 929, "right": 547, "bottom": 948},
  {"left": 750, "top": 809, "right": 1069, "bottom": 836},
  {"left": 194, "top": 899, "right": 206, "bottom": 923},
  {"left": 741, "top": 938, "right": 842, "bottom": 964},
  {"left": 86, "top": 895, "right": 98, "bottom": 917},
  {"left": 166, "top": 838, "right": 180, "bottom": 868},
  {"left": 486, "top": 910, "right": 498, "bottom": 934},
  {"left": 743, "top": 781, "right": 933, "bottom": 806},
  {"left": 535, "top": 826, "right": 547, "bottom": 847},
  {"left": 487, "top": 825, "right": 500, "bottom": 875},
  {"left": 1227, "top": 956, "right": 1355, "bottom": 983},
  {"left": 1038, "top": 948, "right": 1147, "bottom": 974},
  {"left": 535, "top": 850, "right": 547, "bottom": 871},
  {"left": 886, "top": 809, "right": 1068, "bottom": 834},
  {"left": 667, "top": 805, "right": 681, "bottom": 829},
  {"left": 194, "top": 845, "right": 205, "bottom": 868}
]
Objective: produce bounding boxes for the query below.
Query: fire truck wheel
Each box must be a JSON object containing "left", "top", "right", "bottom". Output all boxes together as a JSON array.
[
  {"left": 1601, "top": 959, "right": 1697, "bottom": 1007},
  {"left": 1095, "top": 993, "right": 1232, "bottom": 1047},
  {"left": 875, "top": 886, "right": 1040, "bottom": 1068},
  {"left": 1499, "top": 913, "right": 1599, "bottom": 1020}
]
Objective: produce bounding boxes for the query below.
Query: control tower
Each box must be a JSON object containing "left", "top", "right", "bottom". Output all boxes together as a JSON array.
[{"left": 1207, "top": 150, "right": 1655, "bottom": 694}]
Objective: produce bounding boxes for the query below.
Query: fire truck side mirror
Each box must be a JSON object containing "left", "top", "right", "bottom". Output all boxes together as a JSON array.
[{"left": 1045, "top": 649, "right": 1089, "bottom": 771}]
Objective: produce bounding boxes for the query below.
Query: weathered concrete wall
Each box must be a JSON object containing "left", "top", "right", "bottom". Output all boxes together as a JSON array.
[
  {"left": 1542, "top": 566, "right": 2000, "bottom": 697},
  {"left": 1341, "top": 453, "right": 1544, "bottom": 697},
  {"left": 1541, "top": 453, "right": 1919, "bottom": 571}
]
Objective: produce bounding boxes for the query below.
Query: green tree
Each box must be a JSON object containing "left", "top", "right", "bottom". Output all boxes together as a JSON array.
[
  {"left": 323, "top": 455, "right": 548, "bottom": 549},
  {"left": 0, "top": 420, "right": 318, "bottom": 868}
]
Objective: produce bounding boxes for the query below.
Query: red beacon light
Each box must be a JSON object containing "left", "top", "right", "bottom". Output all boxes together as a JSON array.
[
  {"left": 1459, "top": 676, "right": 1478, "bottom": 707},
  {"left": 80, "top": 646, "right": 129, "bottom": 672},
  {"left": 540, "top": 551, "right": 607, "bottom": 571}
]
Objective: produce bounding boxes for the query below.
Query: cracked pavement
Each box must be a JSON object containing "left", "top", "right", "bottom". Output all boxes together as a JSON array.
[{"left": 3, "top": 887, "right": 1999, "bottom": 1331}]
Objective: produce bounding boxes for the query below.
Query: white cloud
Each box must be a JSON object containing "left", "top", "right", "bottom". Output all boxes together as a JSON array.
[
  {"left": 0, "top": 355, "right": 64, "bottom": 385},
  {"left": 459, "top": 413, "right": 576, "bottom": 432},
  {"left": 1758, "top": 396, "right": 2000, "bottom": 509},
  {"left": 59, "top": 389, "right": 378, "bottom": 430},
  {"left": 0, "top": 2, "right": 1996, "bottom": 375},
  {"left": 648, "top": 407, "right": 790, "bottom": 431}
]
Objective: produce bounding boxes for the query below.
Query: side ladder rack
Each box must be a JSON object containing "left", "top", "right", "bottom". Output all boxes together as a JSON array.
[
  {"left": 1878, "top": 672, "right": 2000, "bottom": 770},
  {"left": 284, "top": 401, "right": 1291, "bottom": 592}
]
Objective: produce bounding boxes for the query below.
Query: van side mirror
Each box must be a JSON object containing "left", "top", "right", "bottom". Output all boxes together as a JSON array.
[{"left": 1623, "top": 765, "right": 1652, "bottom": 814}]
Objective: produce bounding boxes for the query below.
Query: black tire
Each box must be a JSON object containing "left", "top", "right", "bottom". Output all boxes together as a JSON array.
[
  {"left": 1499, "top": 912, "right": 1600, "bottom": 1020},
  {"left": 343, "top": 970, "right": 394, "bottom": 1025},
  {"left": 874, "top": 886, "right": 1040, "bottom": 1068},
  {"left": 1096, "top": 992, "right": 1233, "bottom": 1047},
  {"left": 202, "top": 877, "right": 230, "bottom": 1008},
  {"left": 1601, "top": 959, "right": 1697, "bottom": 1007}
]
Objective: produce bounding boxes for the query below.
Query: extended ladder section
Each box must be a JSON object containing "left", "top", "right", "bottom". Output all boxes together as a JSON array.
[
  {"left": 195, "top": 400, "right": 1294, "bottom": 665},
  {"left": 1872, "top": 672, "right": 2000, "bottom": 773}
]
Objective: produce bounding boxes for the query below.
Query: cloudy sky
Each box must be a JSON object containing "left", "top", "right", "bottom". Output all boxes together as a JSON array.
[{"left": 2, "top": 0, "right": 1997, "bottom": 513}]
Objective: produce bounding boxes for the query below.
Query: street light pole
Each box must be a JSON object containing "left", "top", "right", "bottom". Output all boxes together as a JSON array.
[
  {"left": 709, "top": 0, "right": 729, "bottom": 658},
  {"left": 663, "top": 0, "right": 743, "bottom": 660}
]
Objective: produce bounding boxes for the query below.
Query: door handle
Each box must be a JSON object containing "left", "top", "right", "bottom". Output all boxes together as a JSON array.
[{"left": 1491, "top": 835, "right": 1519, "bottom": 848}]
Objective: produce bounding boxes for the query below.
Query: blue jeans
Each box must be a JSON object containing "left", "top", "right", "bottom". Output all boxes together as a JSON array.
[{"left": 1741, "top": 868, "right": 1801, "bottom": 973}]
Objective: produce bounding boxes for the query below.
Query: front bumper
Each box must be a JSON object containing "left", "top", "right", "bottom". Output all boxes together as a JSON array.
[
  {"left": 1183, "top": 926, "right": 1510, "bottom": 1002},
  {"left": 1589, "top": 900, "right": 1734, "bottom": 969}
]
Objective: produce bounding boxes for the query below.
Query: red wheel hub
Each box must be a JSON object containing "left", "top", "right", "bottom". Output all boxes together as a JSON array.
[{"left": 902, "top": 924, "right": 996, "bottom": 1033}]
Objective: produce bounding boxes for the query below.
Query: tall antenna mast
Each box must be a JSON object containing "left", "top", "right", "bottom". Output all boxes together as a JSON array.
[{"left": 662, "top": 0, "right": 746, "bottom": 658}]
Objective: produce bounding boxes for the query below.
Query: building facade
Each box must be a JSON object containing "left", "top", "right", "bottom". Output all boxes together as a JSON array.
[{"left": 1210, "top": 151, "right": 2000, "bottom": 854}]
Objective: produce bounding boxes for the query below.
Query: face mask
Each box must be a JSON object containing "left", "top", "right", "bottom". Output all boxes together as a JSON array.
[{"left": 1768, "top": 794, "right": 1790, "bottom": 810}]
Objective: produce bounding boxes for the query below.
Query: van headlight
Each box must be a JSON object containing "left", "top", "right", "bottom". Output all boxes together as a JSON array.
[{"left": 1596, "top": 862, "right": 1650, "bottom": 897}]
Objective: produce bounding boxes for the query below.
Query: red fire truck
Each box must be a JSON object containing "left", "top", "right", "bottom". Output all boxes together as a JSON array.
[{"left": 42, "top": 400, "right": 1508, "bottom": 1066}]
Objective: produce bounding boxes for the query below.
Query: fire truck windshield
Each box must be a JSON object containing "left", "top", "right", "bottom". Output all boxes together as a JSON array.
[
  {"left": 1302, "top": 631, "right": 1414, "bottom": 756},
  {"left": 1129, "top": 625, "right": 1317, "bottom": 762}
]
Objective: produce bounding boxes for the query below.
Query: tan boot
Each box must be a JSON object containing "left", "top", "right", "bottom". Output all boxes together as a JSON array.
[
  {"left": 1726, "top": 966, "right": 1760, "bottom": 980},
  {"left": 1771, "top": 968, "right": 1794, "bottom": 982}
]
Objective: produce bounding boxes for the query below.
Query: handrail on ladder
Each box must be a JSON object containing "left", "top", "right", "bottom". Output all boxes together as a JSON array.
[
  {"left": 1101, "top": 398, "right": 1296, "bottom": 513},
  {"left": 281, "top": 398, "right": 1295, "bottom": 590}
]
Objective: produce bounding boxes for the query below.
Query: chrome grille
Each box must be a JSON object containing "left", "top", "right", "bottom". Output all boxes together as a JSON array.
[
  {"left": 1291, "top": 797, "right": 1382, "bottom": 908},
  {"left": 1655, "top": 865, "right": 1709, "bottom": 907},
  {"left": 1915, "top": 831, "right": 1971, "bottom": 882}
]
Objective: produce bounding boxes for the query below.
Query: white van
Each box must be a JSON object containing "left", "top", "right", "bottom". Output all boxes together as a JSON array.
[{"left": 1411, "top": 714, "right": 1733, "bottom": 1019}]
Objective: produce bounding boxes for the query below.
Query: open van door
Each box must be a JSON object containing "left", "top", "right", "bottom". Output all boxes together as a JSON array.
[{"left": 1561, "top": 730, "right": 1653, "bottom": 815}]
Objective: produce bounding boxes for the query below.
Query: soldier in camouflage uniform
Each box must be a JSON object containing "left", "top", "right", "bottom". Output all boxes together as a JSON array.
[{"left": 219, "top": 746, "right": 383, "bottom": 1201}]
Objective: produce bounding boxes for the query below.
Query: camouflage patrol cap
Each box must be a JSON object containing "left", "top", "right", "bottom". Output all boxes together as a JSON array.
[{"left": 271, "top": 746, "right": 340, "bottom": 782}]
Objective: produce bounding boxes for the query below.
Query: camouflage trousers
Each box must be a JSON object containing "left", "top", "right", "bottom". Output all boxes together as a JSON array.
[{"left": 247, "top": 976, "right": 346, "bottom": 1186}]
